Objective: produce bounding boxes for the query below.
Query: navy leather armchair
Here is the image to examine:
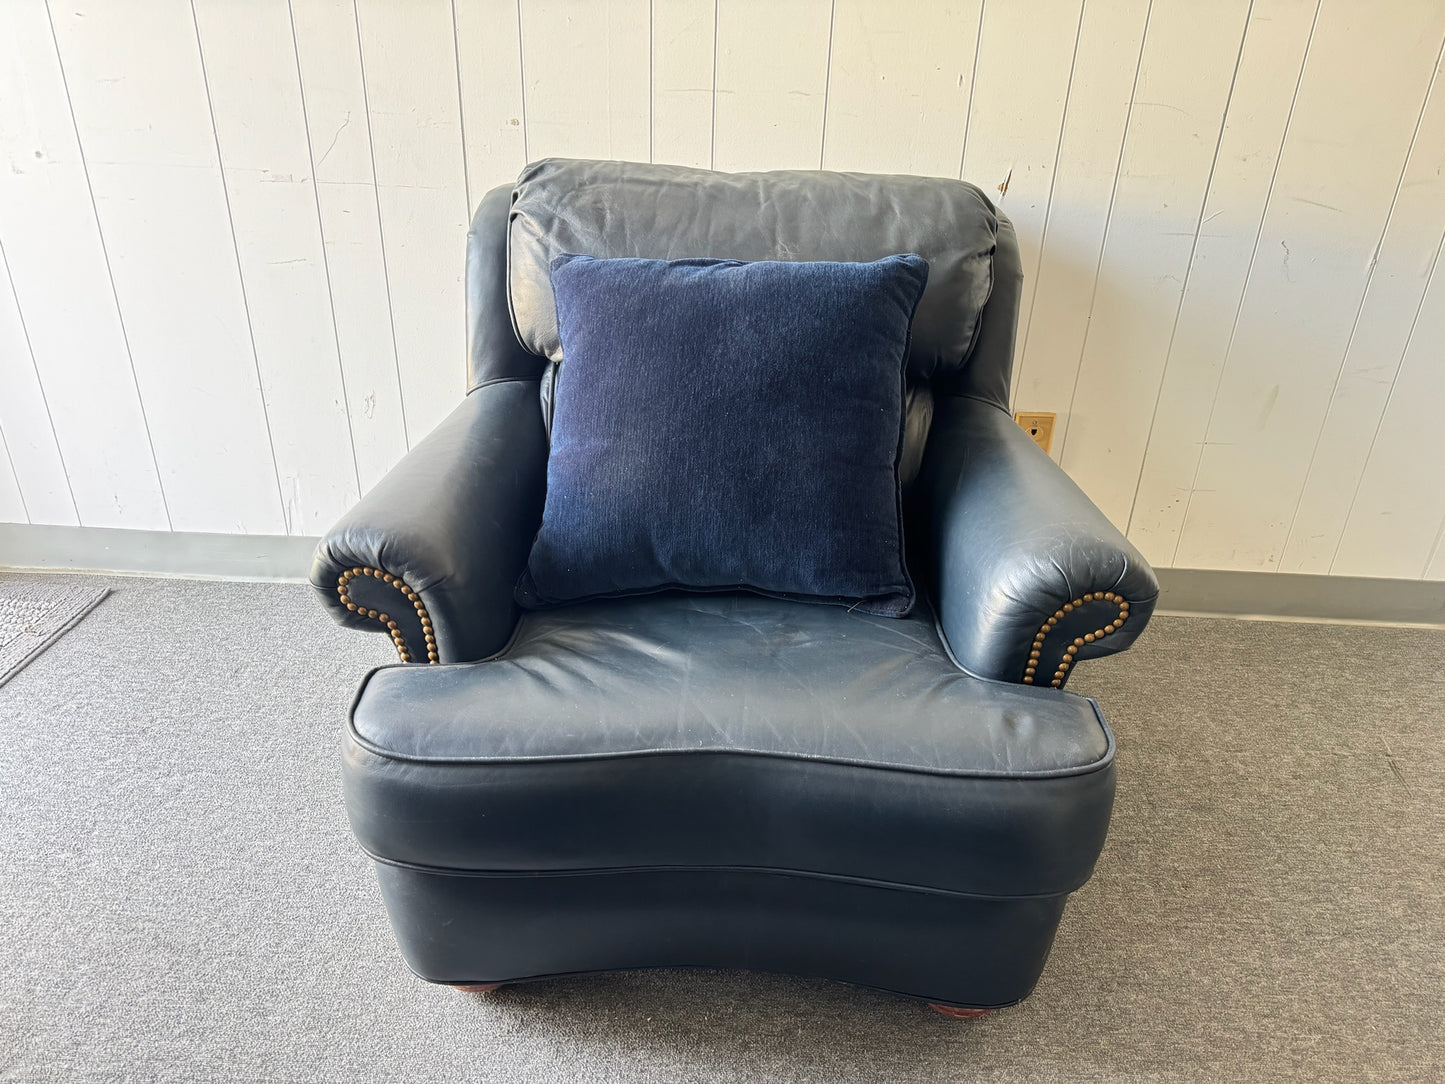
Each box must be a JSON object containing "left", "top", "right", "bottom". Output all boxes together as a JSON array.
[{"left": 312, "top": 159, "right": 1158, "bottom": 1014}]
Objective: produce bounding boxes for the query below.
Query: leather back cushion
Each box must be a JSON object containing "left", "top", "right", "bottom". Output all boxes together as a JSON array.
[{"left": 507, "top": 159, "right": 998, "bottom": 384}]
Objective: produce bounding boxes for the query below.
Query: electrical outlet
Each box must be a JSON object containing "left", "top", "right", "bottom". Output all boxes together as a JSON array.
[{"left": 1014, "top": 411, "right": 1056, "bottom": 455}]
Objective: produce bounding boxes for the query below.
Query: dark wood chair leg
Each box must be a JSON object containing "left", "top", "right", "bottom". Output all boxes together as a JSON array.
[
  {"left": 453, "top": 983, "right": 505, "bottom": 993},
  {"left": 929, "top": 1004, "right": 993, "bottom": 1019}
]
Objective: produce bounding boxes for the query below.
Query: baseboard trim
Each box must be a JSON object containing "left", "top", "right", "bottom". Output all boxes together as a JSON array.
[
  {"left": 1155, "top": 567, "right": 1445, "bottom": 627},
  {"left": 3, "top": 524, "right": 1443, "bottom": 625},
  {"left": 0, "top": 523, "right": 320, "bottom": 582}
]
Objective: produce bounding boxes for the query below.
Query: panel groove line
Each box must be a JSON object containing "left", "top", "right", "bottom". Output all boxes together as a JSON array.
[
  {"left": 286, "top": 0, "right": 364, "bottom": 499},
  {"left": 517, "top": 0, "right": 530, "bottom": 163},
  {"left": 1060, "top": 0, "right": 1256, "bottom": 525},
  {"left": 0, "top": 427, "right": 27, "bottom": 524},
  {"left": 49, "top": 0, "right": 287, "bottom": 534},
  {"left": 816, "top": 0, "right": 836, "bottom": 171},
  {"left": 1123, "top": 0, "right": 1255, "bottom": 537},
  {"left": 352, "top": 0, "right": 410, "bottom": 450},
  {"left": 710, "top": 0, "right": 718, "bottom": 169},
  {"left": 450, "top": 0, "right": 471, "bottom": 204},
  {"left": 38, "top": 0, "right": 172, "bottom": 531},
  {"left": 1009, "top": 0, "right": 1152, "bottom": 435},
  {"left": 955, "top": 0, "right": 989, "bottom": 181},
  {"left": 0, "top": 235, "right": 79, "bottom": 525},
  {"left": 1286, "top": 28, "right": 1445, "bottom": 573},
  {"left": 190, "top": 0, "right": 292, "bottom": 532},
  {"left": 1332, "top": 225, "right": 1445, "bottom": 576},
  {"left": 1007, "top": 1, "right": 1088, "bottom": 403},
  {"left": 1174, "top": 0, "right": 1445, "bottom": 571},
  {"left": 1169, "top": 0, "right": 1322, "bottom": 567},
  {"left": 1053, "top": 0, "right": 1156, "bottom": 467}
]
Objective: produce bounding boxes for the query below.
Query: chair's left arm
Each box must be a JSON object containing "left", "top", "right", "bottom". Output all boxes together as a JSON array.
[
  {"left": 309, "top": 378, "right": 547, "bottom": 665},
  {"left": 920, "top": 395, "right": 1160, "bottom": 688}
]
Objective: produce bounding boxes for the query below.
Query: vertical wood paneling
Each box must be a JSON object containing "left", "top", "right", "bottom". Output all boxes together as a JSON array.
[
  {"left": 652, "top": 0, "right": 715, "bottom": 167},
  {"left": 1331, "top": 256, "right": 1445, "bottom": 578},
  {"left": 290, "top": 0, "right": 409, "bottom": 494},
  {"left": 962, "top": 0, "right": 1083, "bottom": 381},
  {"left": 821, "top": 0, "right": 981, "bottom": 178},
  {"left": 0, "top": 433, "right": 27, "bottom": 525},
  {"left": 194, "top": 0, "right": 360, "bottom": 536},
  {"left": 356, "top": 0, "right": 470, "bottom": 443},
  {"left": 519, "top": 0, "right": 651, "bottom": 162},
  {"left": 1059, "top": 0, "right": 1252, "bottom": 527},
  {"left": 0, "top": 0, "right": 168, "bottom": 529},
  {"left": 1280, "top": 44, "right": 1445, "bottom": 572},
  {"left": 3, "top": 0, "right": 1444, "bottom": 581},
  {"left": 454, "top": 0, "right": 528, "bottom": 204},
  {"left": 51, "top": 0, "right": 284, "bottom": 534},
  {"left": 0, "top": 242, "right": 76, "bottom": 525},
  {"left": 1174, "top": 1, "right": 1445, "bottom": 570},
  {"left": 1426, "top": 527, "right": 1445, "bottom": 582},
  {"left": 713, "top": 0, "right": 833, "bottom": 172},
  {"left": 1010, "top": 0, "right": 1151, "bottom": 461},
  {"left": 1125, "top": 0, "right": 1319, "bottom": 565}
]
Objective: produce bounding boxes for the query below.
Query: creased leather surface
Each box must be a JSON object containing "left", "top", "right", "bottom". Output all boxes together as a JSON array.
[
  {"left": 922, "top": 395, "right": 1160, "bottom": 683},
  {"left": 376, "top": 863, "right": 1067, "bottom": 1005},
  {"left": 310, "top": 380, "right": 546, "bottom": 664},
  {"left": 466, "top": 185, "right": 547, "bottom": 388},
  {"left": 507, "top": 158, "right": 998, "bottom": 382},
  {"left": 950, "top": 213, "right": 1021, "bottom": 411},
  {"left": 345, "top": 592, "right": 1115, "bottom": 896}
]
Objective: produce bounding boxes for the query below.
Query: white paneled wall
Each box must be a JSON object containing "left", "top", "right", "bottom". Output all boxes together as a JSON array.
[{"left": 2, "top": 0, "right": 1445, "bottom": 581}]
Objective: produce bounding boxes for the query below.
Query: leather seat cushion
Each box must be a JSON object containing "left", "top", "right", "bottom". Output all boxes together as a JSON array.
[{"left": 344, "top": 593, "right": 1115, "bottom": 898}]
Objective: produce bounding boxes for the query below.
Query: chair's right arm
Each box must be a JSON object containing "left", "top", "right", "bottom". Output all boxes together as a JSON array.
[
  {"left": 309, "top": 380, "right": 547, "bottom": 666},
  {"left": 311, "top": 183, "right": 548, "bottom": 666},
  {"left": 919, "top": 395, "right": 1159, "bottom": 688}
]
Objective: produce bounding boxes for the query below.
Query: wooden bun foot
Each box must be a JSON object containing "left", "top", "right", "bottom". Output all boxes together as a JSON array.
[
  {"left": 453, "top": 983, "right": 504, "bottom": 993},
  {"left": 929, "top": 1004, "right": 992, "bottom": 1019}
]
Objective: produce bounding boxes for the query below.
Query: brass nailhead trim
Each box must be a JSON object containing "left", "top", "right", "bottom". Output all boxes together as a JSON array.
[
  {"left": 336, "top": 566, "right": 438, "bottom": 664},
  {"left": 1021, "top": 591, "right": 1130, "bottom": 688}
]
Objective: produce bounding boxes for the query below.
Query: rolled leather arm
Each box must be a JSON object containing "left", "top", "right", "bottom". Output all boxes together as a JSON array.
[
  {"left": 310, "top": 378, "right": 547, "bottom": 665},
  {"left": 921, "top": 395, "right": 1159, "bottom": 688}
]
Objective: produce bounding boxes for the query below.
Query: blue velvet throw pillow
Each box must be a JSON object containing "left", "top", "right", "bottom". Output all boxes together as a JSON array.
[{"left": 515, "top": 253, "right": 929, "bottom": 617}]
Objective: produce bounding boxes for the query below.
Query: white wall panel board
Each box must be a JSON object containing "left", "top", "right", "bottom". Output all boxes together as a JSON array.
[
  {"left": 0, "top": 0, "right": 167, "bottom": 529},
  {"left": 821, "top": 0, "right": 982, "bottom": 178},
  {"left": 652, "top": 0, "right": 715, "bottom": 168},
  {"left": 712, "top": 0, "right": 833, "bottom": 172},
  {"left": 51, "top": 0, "right": 285, "bottom": 534},
  {"left": 194, "top": 0, "right": 361, "bottom": 535},
  {"left": 1175, "top": 0, "right": 1445, "bottom": 569}
]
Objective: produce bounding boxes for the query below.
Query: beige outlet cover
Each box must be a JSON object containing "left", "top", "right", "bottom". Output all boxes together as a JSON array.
[{"left": 1014, "top": 412, "right": 1056, "bottom": 455}]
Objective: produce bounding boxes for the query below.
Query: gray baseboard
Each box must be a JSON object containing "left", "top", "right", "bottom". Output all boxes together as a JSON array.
[
  {"left": 3, "top": 523, "right": 1444, "bottom": 625},
  {"left": 1154, "top": 567, "right": 1445, "bottom": 626},
  {"left": 0, "top": 523, "right": 319, "bottom": 582}
]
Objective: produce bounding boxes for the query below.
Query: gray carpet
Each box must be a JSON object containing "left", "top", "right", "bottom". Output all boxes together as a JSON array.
[
  {"left": 0, "top": 576, "right": 108, "bottom": 688},
  {"left": 0, "top": 575, "right": 1440, "bottom": 1083}
]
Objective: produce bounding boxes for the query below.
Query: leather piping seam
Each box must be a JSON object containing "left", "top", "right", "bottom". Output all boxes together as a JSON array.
[
  {"left": 466, "top": 374, "right": 539, "bottom": 394},
  {"left": 336, "top": 567, "right": 438, "bottom": 664},
  {"left": 1023, "top": 592, "right": 1130, "bottom": 688},
  {"left": 361, "top": 851, "right": 1088, "bottom": 902},
  {"left": 343, "top": 710, "right": 1116, "bottom": 779}
]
